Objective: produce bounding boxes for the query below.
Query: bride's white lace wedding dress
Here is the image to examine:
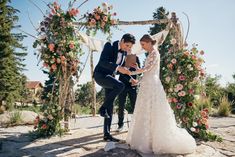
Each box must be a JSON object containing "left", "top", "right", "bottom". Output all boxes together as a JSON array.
[{"left": 126, "top": 33, "right": 196, "bottom": 155}]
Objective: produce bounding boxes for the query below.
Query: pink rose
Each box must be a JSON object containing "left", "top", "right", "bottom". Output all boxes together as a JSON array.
[
  {"left": 184, "top": 51, "right": 190, "bottom": 56},
  {"left": 200, "top": 111, "right": 208, "bottom": 117},
  {"left": 51, "top": 9, "right": 56, "bottom": 14},
  {"left": 179, "top": 75, "right": 186, "bottom": 81},
  {"left": 167, "top": 64, "right": 173, "bottom": 70},
  {"left": 94, "top": 13, "right": 100, "bottom": 20},
  {"left": 101, "top": 22, "right": 105, "bottom": 28},
  {"left": 188, "top": 89, "right": 194, "bottom": 94},
  {"left": 200, "top": 50, "right": 204, "bottom": 55},
  {"left": 201, "top": 118, "right": 208, "bottom": 125},
  {"left": 191, "top": 55, "right": 197, "bottom": 60},
  {"left": 176, "top": 104, "right": 182, "bottom": 109},
  {"left": 171, "top": 58, "right": 177, "bottom": 64},
  {"left": 42, "top": 124, "right": 47, "bottom": 129},
  {"left": 176, "top": 84, "right": 183, "bottom": 90},
  {"left": 48, "top": 43, "right": 55, "bottom": 52},
  {"left": 172, "top": 98, "right": 178, "bottom": 103},
  {"left": 168, "top": 98, "right": 173, "bottom": 103},
  {"left": 69, "top": 42, "right": 75, "bottom": 49},
  {"left": 187, "top": 102, "right": 193, "bottom": 107},
  {"left": 111, "top": 19, "right": 117, "bottom": 25},
  {"left": 43, "top": 62, "right": 48, "bottom": 67},
  {"left": 51, "top": 64, "right": 57, "bottom": 71},
  {"left": 103, "top": 16, "right": 108, "bottom": 22}
]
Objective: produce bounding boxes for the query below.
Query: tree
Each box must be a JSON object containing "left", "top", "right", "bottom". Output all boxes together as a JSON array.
[
  {"left": 224, "top": 73, "right": 235, "bottom": 113},
  {"left": 203, "top": 74, "right": 224, "bottom": 106},
  {"left": 0, "top": 0, "right": 27, "bottom": 109},
  {"left": 149, "top": 7, "right": 171, "bottom": 81},
  {"left": 75, "top": 82, "right": 93, "bottom": 107},
  {"left": 41, "top": 71, "right": 59, "bottom": 102}
]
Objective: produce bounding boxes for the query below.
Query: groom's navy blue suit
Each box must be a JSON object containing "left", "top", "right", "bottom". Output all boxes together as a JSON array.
[{"left": 94, "top": 40, "right": 127, "bottom": 136}]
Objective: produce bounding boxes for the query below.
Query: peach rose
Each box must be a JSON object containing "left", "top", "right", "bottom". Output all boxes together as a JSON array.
[
  {"left": 42, "top": 124, "right": 47, "bottom": 129},
  {"left": 48, "top": 43, "right": 55, "bottom": 52}
]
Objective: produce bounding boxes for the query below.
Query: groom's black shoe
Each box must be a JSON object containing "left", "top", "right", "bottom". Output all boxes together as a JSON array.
[
  {"left": 99, "top": 106, "right": 110, "bottom": 118},
  {"left": 103, "top": 135, "right": 120, "bottom": 142}
]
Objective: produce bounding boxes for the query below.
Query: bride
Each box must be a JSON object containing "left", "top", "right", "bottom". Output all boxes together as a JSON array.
[{"left": 126, "top": 27, "right": 196, "bottom": 155}]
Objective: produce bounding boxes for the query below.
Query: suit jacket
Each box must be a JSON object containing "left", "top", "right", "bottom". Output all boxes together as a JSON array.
[
  {"left": 94, "top": 40, "right": 126, "bottom": 75},
  {"left": 118, "top": 56, "right": 140, "bottom": 89}
]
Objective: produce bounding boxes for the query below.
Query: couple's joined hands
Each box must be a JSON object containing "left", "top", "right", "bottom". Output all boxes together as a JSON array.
[
  {"left": 117, "top": 65, "right": 141, "bottom": 86},
  {"left": 117, "top": 66, "right": 131, "bottom": 75}
]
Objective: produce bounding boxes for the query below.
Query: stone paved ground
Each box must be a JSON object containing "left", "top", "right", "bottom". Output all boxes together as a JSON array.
[{"left": 0, "top": 115, "right": 234, "bottom": 157}]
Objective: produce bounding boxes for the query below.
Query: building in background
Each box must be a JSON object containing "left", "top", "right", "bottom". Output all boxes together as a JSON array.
[{"left": 26, "top": 81, "right": 43, "bottom": 104}]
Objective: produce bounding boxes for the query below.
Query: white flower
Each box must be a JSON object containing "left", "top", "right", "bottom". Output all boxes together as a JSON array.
[
  {"left": 176, "top": 84, "right": 183, "bottom": 90},
  {"left": 103, "top": 8, "right": 108, "bottom": 13},
  {"left": 180, "top": 91, "right": 186, "bottom": 96},
  {"left": 174, "top": 88, "right": 179, "bottom": 92},
  {"left": 102, "top": 2, "right": 108, "bottom": 8},
  {"left": 187, "top": 64, "right": 192, "bottom": 69},
  {"left": 69, "top": 51, "right": 74, "bottom": 58},
  {"left": 177, "top": 69, "right": 181, "bottom": 74},
  {"left": 194, "top": 95, "right": 200, "bottom": 100},
  {"left": 168, "top": 88, "right": 173, "bottom": 92},
  {"left": 165, "top": 77, "right": 171, "bottom": 83},
  {"left": 190, "top": 127, "right": 196, "bottom": 132},
  {"left": 109, "top": 5, "right": 113, "bottom": 10},
  {"left": 189, "top": 67, "right": 194, "bottom": 71},
  {"left": 193, "top": 122, "right": 198, "bottom": 127},
  {"left": 170, "top": 38, "right": 177, "bottom": 45},
  {"left": 193, "top": 77, "right": 200, "bottom": 82}
]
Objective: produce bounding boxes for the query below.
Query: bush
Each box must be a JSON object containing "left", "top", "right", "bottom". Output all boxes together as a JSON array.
[
  {"left": 217, "top": 96, "right": 232, "bottom": 117},
  {"left": 0, "top": 106, "right": 5, "bottom": 114},
  {"left": 9, "top": 111, "right": 22, "bottom": 125},
  {"left": 73, "top": 104, "right": 92, "bottom": 115},
  {"left": 194, "top": 96, "right": 213, "bottom": 114},
  {"left": 18, "top": 105, "right": 41, "bottom": 114}
]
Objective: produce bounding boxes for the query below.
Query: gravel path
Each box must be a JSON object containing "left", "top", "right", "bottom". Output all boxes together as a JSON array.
[{"left": 0, "top": 115, "right": 234, "bottom": 157}]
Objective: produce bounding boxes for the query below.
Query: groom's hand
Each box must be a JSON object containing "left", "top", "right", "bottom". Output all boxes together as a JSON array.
[
  {"left": 117, "top": 67, "right": 131, "bottom": 75},
  {"left": 130, "top": 78, "right": 138, "bottom": 86}
]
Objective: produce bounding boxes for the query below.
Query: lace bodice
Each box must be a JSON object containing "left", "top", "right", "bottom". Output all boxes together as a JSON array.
[{"left": 131, "top": 50, "right": 160, "bottom": 77}]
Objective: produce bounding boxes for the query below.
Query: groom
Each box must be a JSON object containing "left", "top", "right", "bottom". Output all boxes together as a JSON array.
[{"left": 93, "top": 33, "right": 136, "bottom": 142}]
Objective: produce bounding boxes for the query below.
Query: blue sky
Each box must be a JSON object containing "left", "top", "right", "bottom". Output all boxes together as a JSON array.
[{"left": 11, "top": 0, "right": 235, "bottom": 87}]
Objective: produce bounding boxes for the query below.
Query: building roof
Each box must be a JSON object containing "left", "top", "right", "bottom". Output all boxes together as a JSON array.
[{"left": 26, "top": 81, "right": 43, "bottom": 89}]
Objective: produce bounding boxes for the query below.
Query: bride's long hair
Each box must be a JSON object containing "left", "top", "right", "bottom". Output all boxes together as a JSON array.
[{"left": 140, "top": 34, "right": 156, "bottom": 45}]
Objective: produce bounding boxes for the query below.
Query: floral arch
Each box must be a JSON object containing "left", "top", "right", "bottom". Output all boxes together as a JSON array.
[{"left": 31, "top": 1, "right": 220, "bottom": 141}]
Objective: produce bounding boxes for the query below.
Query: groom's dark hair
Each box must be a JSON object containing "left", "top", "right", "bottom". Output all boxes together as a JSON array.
[{"left": 121, "top": 33, "right": 136, "bottom": 44}]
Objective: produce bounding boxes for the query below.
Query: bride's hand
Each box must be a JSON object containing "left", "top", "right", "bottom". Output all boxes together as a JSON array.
[{"left": 136, "top": 68, "right": 144, "bottom": 73}]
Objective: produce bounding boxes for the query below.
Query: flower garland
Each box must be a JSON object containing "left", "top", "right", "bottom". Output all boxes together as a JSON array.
[
  {"left": 84, "top": 2, "right": 118, "bottom": 39},
  {"left": 32, "top": 1, "right": 118, "bottom": 138},
  {"left": 32, "top": 1, "right": 83, "bottom": 137},
  {"left": 161, "top": 41, "right": 221, "bottom": 141}
]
